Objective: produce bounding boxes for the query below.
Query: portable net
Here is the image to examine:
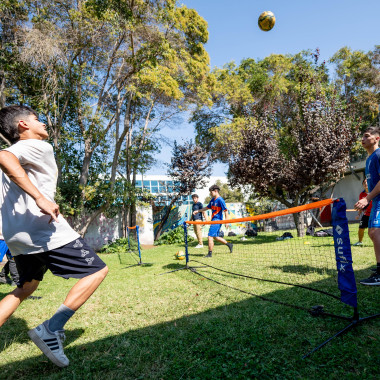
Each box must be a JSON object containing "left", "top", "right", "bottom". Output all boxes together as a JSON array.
[
  {"left": 120, "top": 225, "right": 143, "bottom": 267},
  {"left": 181, "top": 198, "right": 380, "bottom": 356},
  {"left": 185, "top": 199, "right": 358, "bottom": 319}
]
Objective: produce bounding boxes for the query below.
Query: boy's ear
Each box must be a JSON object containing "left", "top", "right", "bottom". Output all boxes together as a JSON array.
[{"left": 18, "top": 119, "right": 29, "bottom": 131}]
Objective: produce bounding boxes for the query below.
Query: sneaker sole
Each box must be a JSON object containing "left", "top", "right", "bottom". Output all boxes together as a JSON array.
[
  {"left": 359, "top": 281, "right": 380, "bottom": 286},
  {"left": 28, "top": 329, "right": 69, "bottom": 367}
]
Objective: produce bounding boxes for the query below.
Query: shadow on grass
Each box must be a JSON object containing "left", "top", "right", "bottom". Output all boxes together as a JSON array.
[
  {"left": 117, "top": 251, "right": 155, "bottom": 268},
  {"left": 0, "top": 288, "right": 86, "bottom": 354},
  {"left": 270, "top": 264, "right": 337, "bottom": 277},
  {"left": 0, "top": 267, "right": 378, "bottom": 379}
]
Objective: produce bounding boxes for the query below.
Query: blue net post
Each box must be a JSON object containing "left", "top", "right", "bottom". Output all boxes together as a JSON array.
[
  {"left": 183, "top": 222, "right": 189, "bottom": 267},
  {"left": 136, "top": 225, "right": 142, "bottom": 265},
  {"left": 332, "top": 198, "right": 358, "bottom": 318}
]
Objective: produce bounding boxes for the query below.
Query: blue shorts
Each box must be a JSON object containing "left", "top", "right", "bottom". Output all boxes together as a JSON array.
[
  {"left": 0, "top": 239, "right": 11, "bottom": 262},
  {"left": 208, "top": 223, "right": 222, "bottom": 237},
  {"left": 14, "top": 238, "right": 106, "bottom": 287},
  {"left": 368, "top": 199, "right": 380, "bottom": 228}
]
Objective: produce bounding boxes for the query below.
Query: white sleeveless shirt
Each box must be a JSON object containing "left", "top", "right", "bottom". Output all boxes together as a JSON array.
[{"left": 0, "top": 139, "right": 79, "bottom": 255}]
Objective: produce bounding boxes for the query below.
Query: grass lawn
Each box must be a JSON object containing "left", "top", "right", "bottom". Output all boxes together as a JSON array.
[{"left": 0, "top": 226, "right": 379, "bottom": 379}]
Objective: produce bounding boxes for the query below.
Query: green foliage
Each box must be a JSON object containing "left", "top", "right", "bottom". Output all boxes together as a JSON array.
[
  {"left": 330, "top": 46, "right": 380, "bottom": 129},
  {"left": 0, "top": 0, "right": 213, "bottom": 236},
  {"left": 100, "top": 237, "right": 138, "bottom": 254},
  {"left": 205, "top": 179, "right": 244, "bottom": 203},
  {"left": 155, "top": 226, "right": 194, "bottom": 245}
]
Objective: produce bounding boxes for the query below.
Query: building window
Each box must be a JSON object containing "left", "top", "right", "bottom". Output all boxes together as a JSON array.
[{"left": 159, "top": 180, "right": 167, "bottom": 192}]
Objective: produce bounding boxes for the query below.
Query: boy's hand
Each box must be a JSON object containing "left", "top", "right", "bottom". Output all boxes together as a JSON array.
[
  {"left": 355, "top": 197, "right": 368, "bottom": 210},
  {"left": 36, "top": 196, "right": 60, "bottom": 223},
  {"left": 193, "top": 210, "right": 198, "bottom": 215}
]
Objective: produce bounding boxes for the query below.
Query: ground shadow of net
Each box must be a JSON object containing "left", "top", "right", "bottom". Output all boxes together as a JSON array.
[{"left": 270, "top": 264, "right": 337, "bottom": 277}]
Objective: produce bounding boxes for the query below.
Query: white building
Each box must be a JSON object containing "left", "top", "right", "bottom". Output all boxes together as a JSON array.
[{"left": 136, "top": 174, "right": 228, "bottom": 205}]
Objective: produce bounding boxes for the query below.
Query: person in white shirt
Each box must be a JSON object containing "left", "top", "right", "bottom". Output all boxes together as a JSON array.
[{"left": 0, "top": 105, "right": 108, "bottom": 367}]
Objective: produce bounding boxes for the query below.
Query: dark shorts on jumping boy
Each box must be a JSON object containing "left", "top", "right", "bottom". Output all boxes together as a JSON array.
[{"left": 14, "top": 237, "right": 106, "bottom": 287}]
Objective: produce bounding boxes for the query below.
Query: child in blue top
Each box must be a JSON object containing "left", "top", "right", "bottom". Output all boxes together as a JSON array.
[{"left": 193, "top": 184, "right": 233, "bottom": 257}]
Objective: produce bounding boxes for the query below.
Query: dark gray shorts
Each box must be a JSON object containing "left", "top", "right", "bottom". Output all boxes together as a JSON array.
[{"left": 14, "top": 238, "right": 106, "bottom": 287}]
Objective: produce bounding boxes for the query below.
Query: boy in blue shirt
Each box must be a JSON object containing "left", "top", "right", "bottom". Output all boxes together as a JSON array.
[
  {"left": 193, "top": 184, "right": 233, "bottom": 257},
  {"left": 354, "top": 126, "right": 380, "bottom": 285}
]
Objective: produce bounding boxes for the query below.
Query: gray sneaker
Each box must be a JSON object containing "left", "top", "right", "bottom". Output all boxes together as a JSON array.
[
  {"left": 28, "top": 321, "right": 69, "bottom": 367},
  {"left": 359, "top": 273, "right": 380, "bottom": 286}
]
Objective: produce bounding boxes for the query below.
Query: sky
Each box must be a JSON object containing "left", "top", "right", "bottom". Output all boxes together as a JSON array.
[{"left": 147, "top": 0, "right": 380, "bottom": 176}]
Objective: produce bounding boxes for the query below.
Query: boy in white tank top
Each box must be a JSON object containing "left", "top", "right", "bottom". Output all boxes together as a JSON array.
[{"left": 0, "top": 105, "right": 109, "bottom": 367}]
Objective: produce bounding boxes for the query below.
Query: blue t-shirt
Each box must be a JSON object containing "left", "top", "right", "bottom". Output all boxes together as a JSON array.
[
  {"left": 207, "top": 196, "right": 227, "bottom": 221},
  {"left": 192, "top": 202, "right": 204, "bottom": 221},
  {"left": 366, "top": 148, "right": 380, "bottom": 202}
]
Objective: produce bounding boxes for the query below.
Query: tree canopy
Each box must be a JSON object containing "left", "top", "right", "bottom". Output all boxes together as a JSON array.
[{"left": 0, "top": 0, "right": 212, "bottom": 235}]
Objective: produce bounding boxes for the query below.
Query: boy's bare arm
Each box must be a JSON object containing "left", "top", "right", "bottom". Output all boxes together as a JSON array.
[
  {"left": 355, "top": 181, "right": 380, "bottom": 210},
  {"left": 0, "top": 151, "right": 60, "bottom": 222},
  {"left": 224, "top": 210, "right": 231, "bottom": 227},
  {"left": 193, "top": 207, "right": 208, "bottom": 215}
]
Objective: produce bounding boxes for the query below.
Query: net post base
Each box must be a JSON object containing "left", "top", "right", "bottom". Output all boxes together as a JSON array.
[{"left": 302, "top": 310, "right": 380, "bottom": 359}]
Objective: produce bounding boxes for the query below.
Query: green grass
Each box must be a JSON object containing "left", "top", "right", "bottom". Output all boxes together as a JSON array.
[{"left": 0, "top": 226, "right": 379, "bottom": 379}]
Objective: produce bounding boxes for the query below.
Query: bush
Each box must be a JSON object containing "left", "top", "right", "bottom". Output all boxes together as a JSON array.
[
  {"left": 155, "top": 226, "right": 194, "bottom": 245},
  {"left": 100, "top": 237, "right": 138, "bottom": 254}
]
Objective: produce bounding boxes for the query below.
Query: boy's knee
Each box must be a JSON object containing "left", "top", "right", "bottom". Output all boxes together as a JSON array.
[
  {"left": 369, "top": 228, "right": 380, "bottom": 239},
  {"left": 13, "top": 280, "right": 39, "bottom": 300}
]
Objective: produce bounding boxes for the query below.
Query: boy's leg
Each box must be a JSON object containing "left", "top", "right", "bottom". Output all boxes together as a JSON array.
[
  {"left": 194, "top": 224, "right": 203, "bottom": 246},
  {"left": 27, "top": 239, "right": 108, "bottom": 367},
  {"left": 354, "top": 215, "right": 369, "bottom": 246},
  {"left": 61, "top": 266, "right": 108, "bottom": 311},
  {"left": 368, "top": 228, "right": 380, "bottom": 263},
  {"left": 47, "top": 266, "right": 108, "bottom": 332},
  {"left": 208, "top": 236, "right": 214, "bottom": 251},
  {"left": 358, "top": 228, "right": 365, "bottom": 242},
  {"left": 0, "top": 261, "right": 10, "bottom": 283},
  {"left": 0, "top": 280, "right": 39, "bottom": 326},
  {"left": 214, "top": 237, "right": 233, "bottom": 253},
  {"left": 214, "top": 236, "right": 227, "bottom": 244},
  {"left": 7, "top": 254, "right": 19, "bottom": 284},
  {"left": 360, "top": 227, "right": 380, "bottom": 285}
]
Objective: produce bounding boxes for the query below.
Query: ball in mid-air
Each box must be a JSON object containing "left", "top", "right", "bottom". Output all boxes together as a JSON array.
[
  {"left": 258, "top": 11, "right": 275, "bottom": 31},
  {"left": 176, "top": 250, "right": 186, "bottom": 260}
]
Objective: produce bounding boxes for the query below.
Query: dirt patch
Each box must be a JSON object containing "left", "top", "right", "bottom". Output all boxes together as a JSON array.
[{"left": 141, "top": 244, "right": 156, "bottom": 250}]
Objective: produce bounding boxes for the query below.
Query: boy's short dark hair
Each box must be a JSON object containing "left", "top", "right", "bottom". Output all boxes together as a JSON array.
[
  {"left": 209, "top": 184, "right": 220, "bottom": 192},
  {"left": 0, "top": 105, "right": 38, "bottom": 144},
  {"left": 364, "top": 126, "right": 380, "bottom": 136},
  {"left": 191, "top": 194, "right": 199, "bottom": 198}
]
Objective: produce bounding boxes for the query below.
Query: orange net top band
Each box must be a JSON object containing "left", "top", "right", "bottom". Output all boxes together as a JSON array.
[
  {"left": 126, "top": 226, "right": 137, "bottom": 229},
  {"left": 186, "top": 198, "right": 334, "bottom": 225}
]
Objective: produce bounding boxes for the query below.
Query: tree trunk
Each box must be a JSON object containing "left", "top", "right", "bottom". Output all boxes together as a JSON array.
[
  {"left": 154, "top": 196, "right": 179, "bottom": 240},
  {"left": 293, "top": 211, "right": 306, "bottom": 237},
  {"left": 79, "top": 205, "right": 107, "bottom": 237}
]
